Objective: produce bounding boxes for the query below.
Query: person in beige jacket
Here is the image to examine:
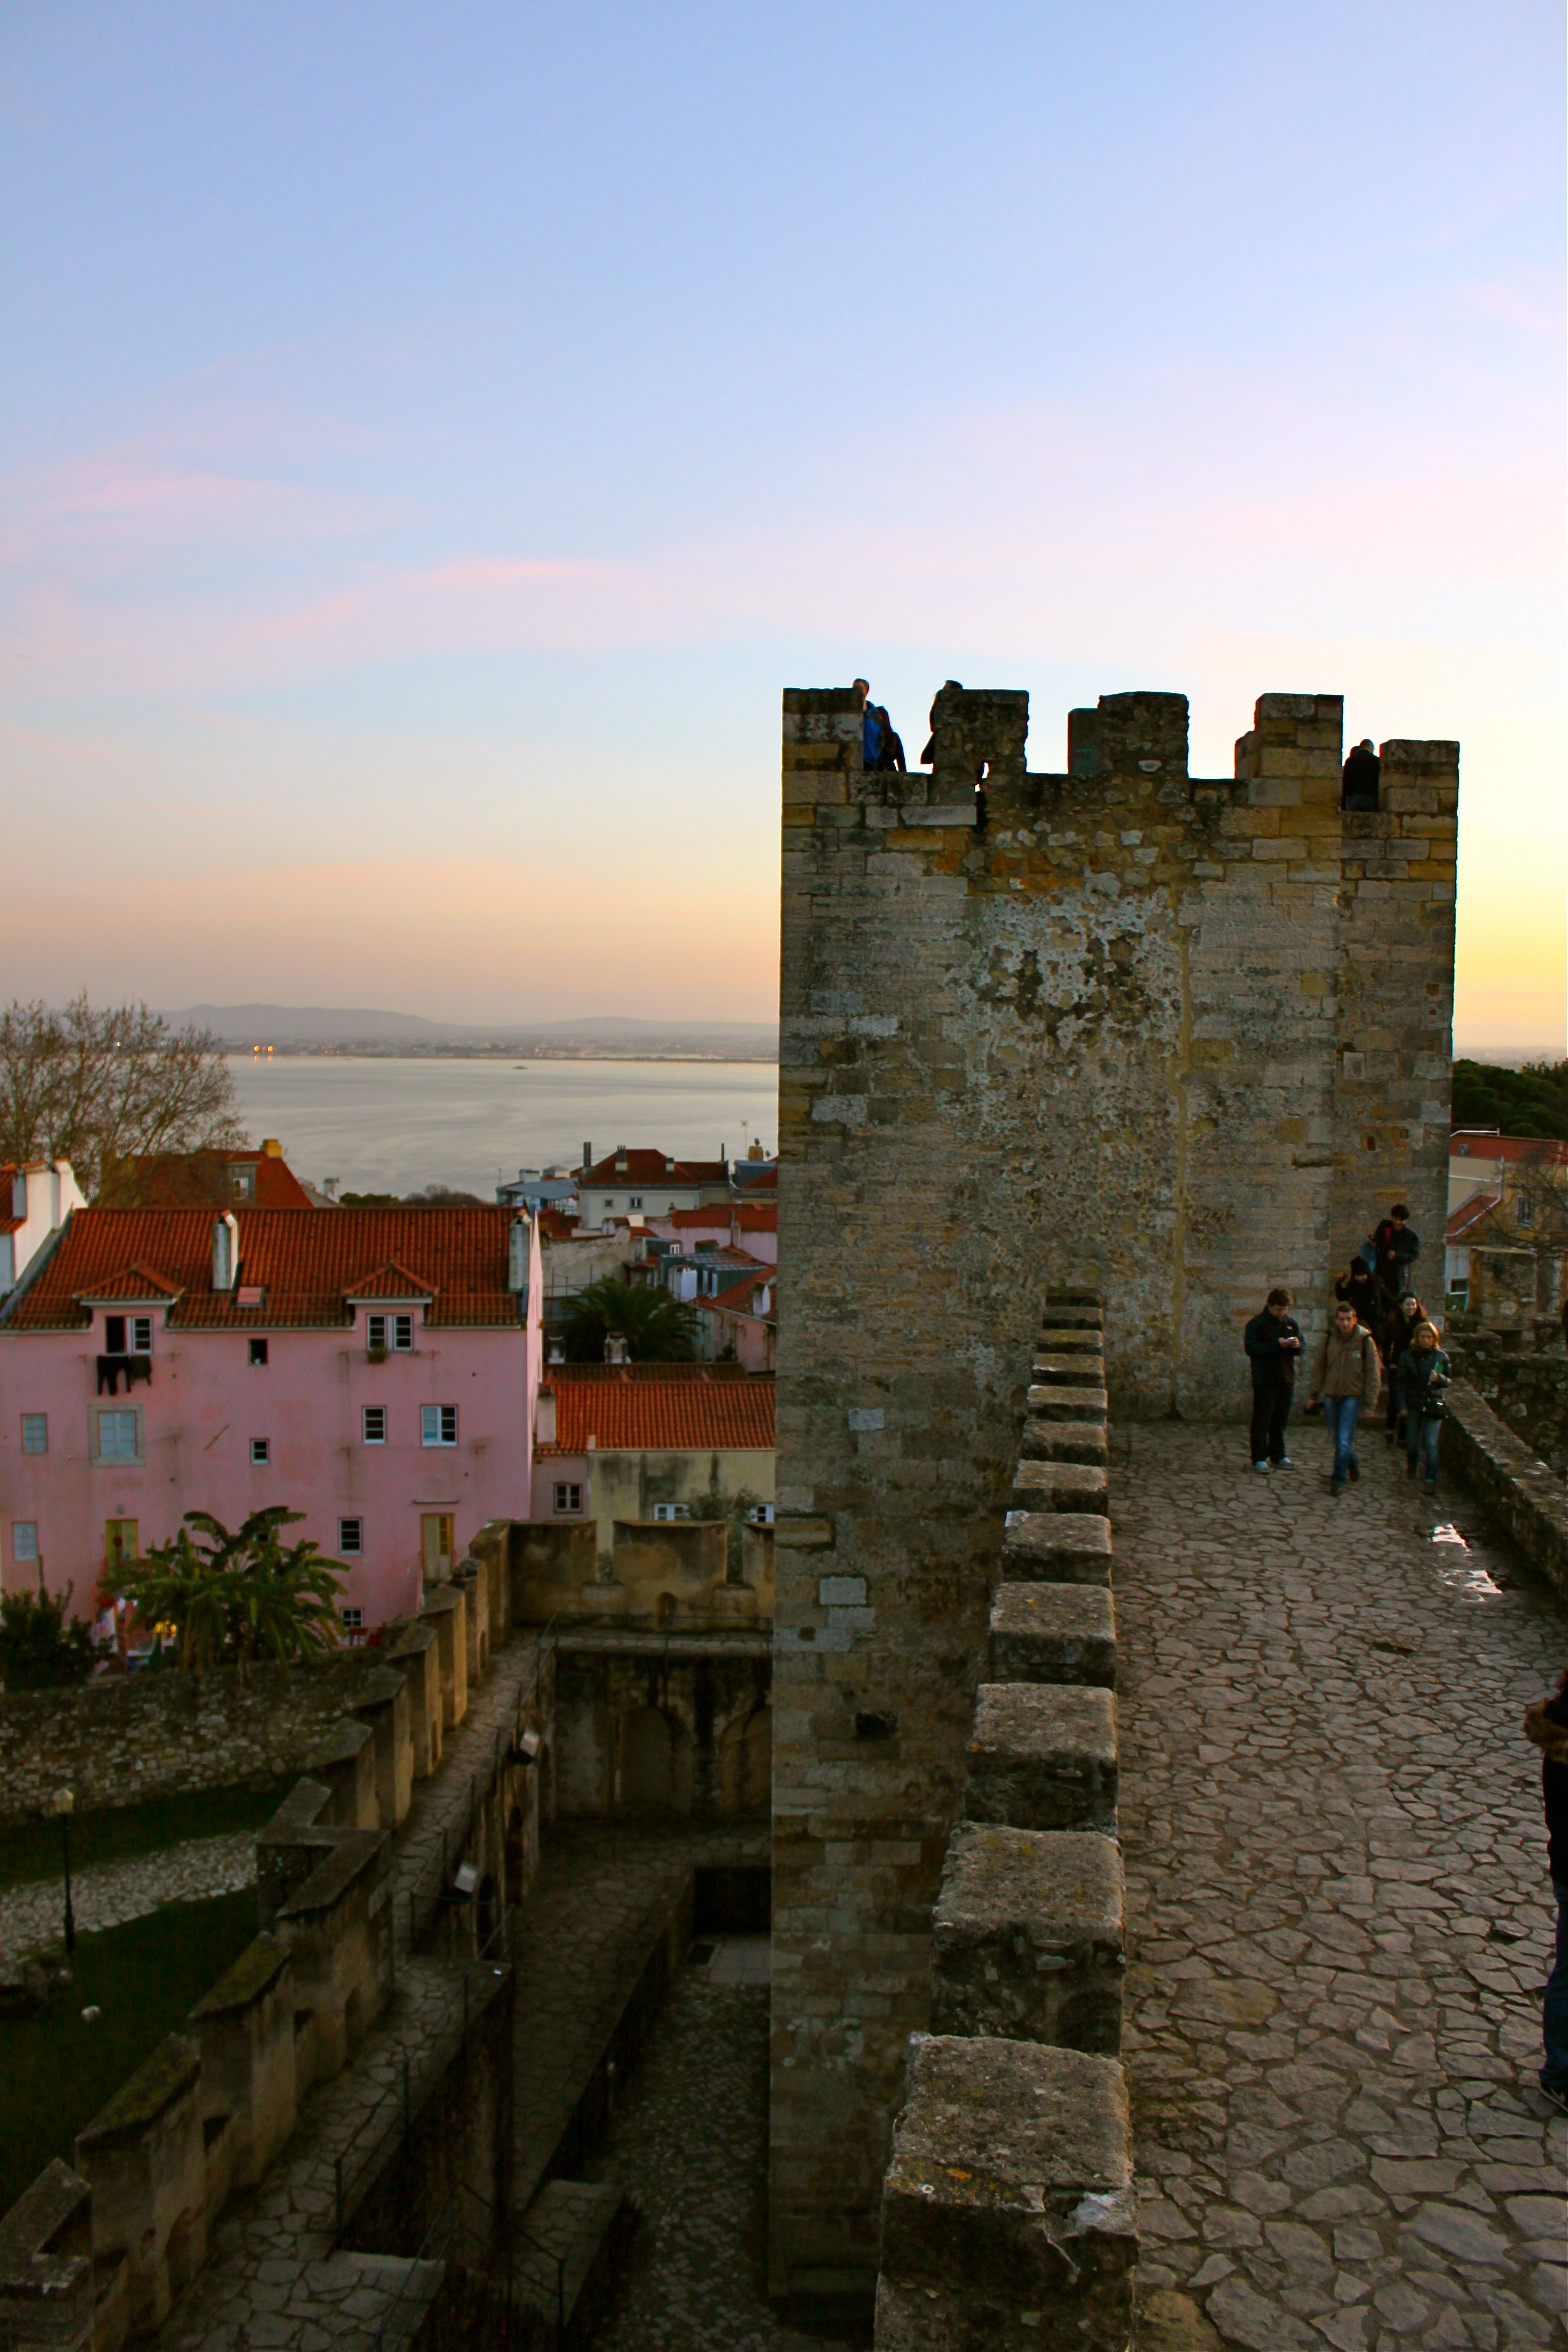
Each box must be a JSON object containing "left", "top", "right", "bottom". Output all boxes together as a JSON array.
[{"left": 1306, "top": 1301, "right": 1382, "bottom": 1493}]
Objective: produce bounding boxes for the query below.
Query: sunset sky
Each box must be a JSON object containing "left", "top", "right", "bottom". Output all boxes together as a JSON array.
[{"left": 2, "top": 3, "right": 1563, "bottom": 1051}]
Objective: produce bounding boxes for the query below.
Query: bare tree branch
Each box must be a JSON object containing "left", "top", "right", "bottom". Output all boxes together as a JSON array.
[{"left": 0, "top": 996, "right": 247, "bottom": 1197}]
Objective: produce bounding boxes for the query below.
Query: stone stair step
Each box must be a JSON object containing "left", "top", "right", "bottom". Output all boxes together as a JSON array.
[
  {"left": 1031, "top": 1353, "right": 1105, "bottom": 1385},
  {"left": 931, "top": 1823, "right": 1125, "bottom": 2053},
  {"left": 989, "top": 1584, "right": 1116, "bottom": 1688},
  {"left": 1036, "top": 1327, "right": 1104, "bottom": 1353}
]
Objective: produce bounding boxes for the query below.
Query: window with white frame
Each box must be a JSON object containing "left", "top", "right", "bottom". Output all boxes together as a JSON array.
[
  {"left": 630, "top": 1195, "right": 643, "bottom": 1209},
  {"left": 103, "top": 1315, "right": 152, "bottom": 1355},
  {"left": 747, "top": 1503, "right": 775, "bottom": 1525},
  {"left": 340, "top": 1605, "right": 364, "bottom": 1630},
  {"left": 553, "top": 1482, "right": 582, "bottom": 1514},
  {"left": 21, "top": 1414, "right": 46, "bottom": 1455},
  {"left": 338, "top": 1517, "right": 363, "bottom": 1555},
  {"left": 12, "top": 1522, "right": 38, "bottom": 1564},
  {"left": 1516, "top": 1194, "right": 1534, "bottom": 1226},
  {"left": 367, "top": 1312, "right": 415, "bottom": 1353},
  {"left": 251, "top": 1438, "right": 270, "bottom": 1465},
  {"left": 421, "top": 1405, "right": 457, "bottom": 1447},
  {"left": 95, "top": 1409, "right": 140, "bottom": 1464},
  {"left": 363, "top": 1406, "right": 387, "bottom": 1444},
  {"left": 652, "top": 1502, "right": 692, "bottom": 1522}
]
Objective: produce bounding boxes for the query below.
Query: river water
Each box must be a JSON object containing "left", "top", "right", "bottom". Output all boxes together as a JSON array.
[{"left": 225, "top": 1058, "right": 779, "bottom": 1200}]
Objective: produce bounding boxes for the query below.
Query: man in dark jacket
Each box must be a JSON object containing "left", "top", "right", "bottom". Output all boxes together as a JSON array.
[
  {"left": 1524, "top": 1677, "right": 1568, "bottom": 2108},
  {"left": 1244, "top": 1287, "right": 1303, "bottom": 1472},
  {"left": 1369, "top": 1204, "right": 1420, "bottom": 1308},
  {"left": 1342, "top": 738, "right": 1381, "bottom": 810},
  {"left": 1334, "top": 1257, "right": 1378, "bottom": 1328}
]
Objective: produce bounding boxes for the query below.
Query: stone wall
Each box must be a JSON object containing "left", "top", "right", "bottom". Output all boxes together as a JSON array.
[
  {"left": 0, "top": 1654, "right": 396, "bottom": 1827},
  {"left": 1445, "top": 1331, "right": 1568, "bottom": 1476},
  {"left": 1443, "top": 1382, "right": 1568, "bottom": 1598},
  {"left": 553, "top": 1636, "right": 771, "bottom": 1816},
  {"left": 770, "top": 679, "right": 1458, "bottom": 2293}
]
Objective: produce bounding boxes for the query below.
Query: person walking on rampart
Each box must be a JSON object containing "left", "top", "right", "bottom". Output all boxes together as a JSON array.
[
  {"left": 1367, "top": 1203, "right": 1420, "bottom": 1311},
  {"left": 852, "top": 679, "right": 884, "bottom": 771},
  {"left": 1307, "top": 1300, "right": 1382, "bottom": 1494},
  {"left": 874, "top": 706, "right": 907, "bottom": 774},
  {"left": 1382, "top": 1289, "right": 1426, "bottom": 1440},
  {"left": 1334, "top": 1255, "right": 1379, "bottom": 1330},
  {"left": 1523, "top": 1671, "right": 1568, "bottom": 2113},
  {"left": 1342, "top": 737, "right": 1381, "bottom": 811},
  {"left": 1244, "top": 1288, "right": 1303, "bottom": 1473},
  {"left": 1396, "top": 1319, "right": 1451, "bottom": 1493}
]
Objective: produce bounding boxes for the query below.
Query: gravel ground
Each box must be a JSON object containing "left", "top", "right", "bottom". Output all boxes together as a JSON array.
[
  {"left": 0, "top": 1831, "right": 258, "bottom": 1961},
  {"left": 587, "top": 1941, "right": 867, "bottom": 2352}
]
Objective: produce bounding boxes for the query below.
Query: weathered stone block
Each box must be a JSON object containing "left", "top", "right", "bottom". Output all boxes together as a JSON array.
[
  {"left": 1031, "top": 1354, "right": 1105, "bottom": 1385},
  {"left": 876, "top": 2035, "right": 1136, "bottom": 2351},
  {"left": 989, "top": 1585, "right": 1115, "bottom": 1688},
  {"left": 930, "top": 1823, "right": 1125, "bottom": 2052},
  {"left": 965, "top": 1686, "right": 1118, "bottom": 1835},
  {"left": 1001, "top": 1512, "right": 1113, "bottom": 1585},
  {"left": 1009, "top": 1460, "right": 1108, "bottom": 1514},
  {"left": 1019, "top": 1420, "right": 1109, "bottom": 1466},
  {"left": 1026, "top": 1385, "right": 1108, "bottom": 1425}
]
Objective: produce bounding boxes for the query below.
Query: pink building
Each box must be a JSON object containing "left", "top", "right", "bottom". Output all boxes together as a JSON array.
[{"left": 0, "top": 1205, "right": 542, "bottom": 1633}]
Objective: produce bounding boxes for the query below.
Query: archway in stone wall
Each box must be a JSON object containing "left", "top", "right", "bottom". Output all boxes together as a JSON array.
[{"left": 719, "top": 1706, "right": 773, "bottom": 1812}]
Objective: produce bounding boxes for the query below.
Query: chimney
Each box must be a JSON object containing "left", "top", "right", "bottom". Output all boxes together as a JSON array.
[
  {"left": 534, "top": 1384, "right": 556, "bottom": 1446},
  {"left": 212, "top": 1211, "right": 239, "bottom": 1292},
  {"left": 507, "top": 1214, "right": 529, "bottom": 1294},
  {"left": 546, "top": 1333, "right": 565, "bottom": 1365},
  {"left": 582, "top": 1142, "right": 592, "bottom": 1173},
  {"left": 262, "top": 1138, "right": 283, "bottom": 1158},
  {"left": 614, "top": 1147, "right": 628, "bottom": 1173}
]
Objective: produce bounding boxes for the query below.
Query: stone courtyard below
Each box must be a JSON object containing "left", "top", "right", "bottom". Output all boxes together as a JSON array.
[{"left": 1115, "top": 1421, "right": 1567, "bottom": 2350}]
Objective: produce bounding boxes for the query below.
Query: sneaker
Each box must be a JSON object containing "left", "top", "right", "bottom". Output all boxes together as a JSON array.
[
  {"left": 1347, "top": 1458, "right": 1360, "bottom": 1483},
  {"left": 1330, "top": 1481, "right": 1345, "bottom": 1497},
  {"left": 1276, "top": 1456, "right": 1293, "bottom": 1469},
  {"left": 1252, "top": 1460, "right": 1271, "bottom": 1473}
]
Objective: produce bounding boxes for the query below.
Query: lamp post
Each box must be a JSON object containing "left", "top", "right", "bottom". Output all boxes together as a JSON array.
[{"left": 54, "top": 1787, "right": 76, "bottom": 1959}]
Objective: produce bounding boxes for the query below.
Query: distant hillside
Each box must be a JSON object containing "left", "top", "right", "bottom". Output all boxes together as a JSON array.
[
  {"left": 169, "top": 1004, "right": 778, "bottom": 1059},
  {"left": 1452, "top": 1059, "right": 1568, "bottom": 1142}
]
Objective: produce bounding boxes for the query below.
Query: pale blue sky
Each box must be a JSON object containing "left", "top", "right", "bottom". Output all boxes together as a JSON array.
[{"left": 2, "top": 2, "right": 1563, "bottom": 1044}]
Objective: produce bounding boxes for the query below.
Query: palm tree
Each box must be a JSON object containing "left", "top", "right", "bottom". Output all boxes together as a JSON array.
[
  {"left": 102, "top": 1507, "right": 345, "bottom": 1670},
  {"left": 558, "top": 1278, "right": 699, "bottom": 1363}
]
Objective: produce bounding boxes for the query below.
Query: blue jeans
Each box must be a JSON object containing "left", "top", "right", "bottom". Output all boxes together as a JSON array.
[
  {"left": 1544, "top": 1880, "right": 1568, "bottom": 2090},
  {"left": 1407, "top": 1413, "right": 1441, "bottom": 1482},
  {"left": 1322, "top": 1394, "right": 1361, "bottom": 1486}
]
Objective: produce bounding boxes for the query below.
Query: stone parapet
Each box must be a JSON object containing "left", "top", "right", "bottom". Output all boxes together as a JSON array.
[
  {"left": 1442, "top": 1381, "right": 1568, "bottom": 1598},
  {"left": 930, "top": 1824, "right": 1125, "bottom": 2052},
  {"left": 873, "top": 1288, "right": 1137, "bottom": 2344},
  {"left": 876, "top": 2036, "right": 1136, "bottom": 2351}
]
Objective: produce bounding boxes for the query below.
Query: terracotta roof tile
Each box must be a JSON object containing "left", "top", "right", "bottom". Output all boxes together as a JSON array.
[
  {"left": 1446, "top": 1193, "right": 1502, "bottom": 1242},
  {"left": 102, "top": 1149, "right": 316, "bottom": 1210},
  {"left": 1450, "top": 1132, "right": 1568, "bottom": 1166},
  {"left": 580, "top": 1149, "right": 730, "bottom": 1187},
  {"left": 537, "top": 1365, "right": 774, "bottom": 1452},
  {"left": 3, "top": 1207, "right": 526, "bottom": 1332}
]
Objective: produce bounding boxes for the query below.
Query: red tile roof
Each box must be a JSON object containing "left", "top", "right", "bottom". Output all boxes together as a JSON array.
[
  {"left": 3, "top": 1207, "right": 527, "bottom": 1331},
  {"left": 699, "top": 1274, "right": 778, "bottom": 1324},
  {"left": 101, "top": 1149, "right": 316, "bottom": 1210},
  {"left": 1450, "top": 1132, "right": 1568, "bottom": 1166},
  {"left": 662, "top": 1203, "right": 777, "bottom": 1232},
  {"left": 1446, "top": 1193, "right": 1502, "bottom": 1242},
  {"left": 537, "top": 1365, "right": 774, "bottom": 1453},
  {"left": 580, "top": 1150, "right": 730, "bottom": 1187}
]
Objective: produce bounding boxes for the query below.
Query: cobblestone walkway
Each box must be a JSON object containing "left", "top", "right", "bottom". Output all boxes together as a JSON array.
[
  {"left": 1115, "top": 1422, "right": 1568, "bottom": 2351},
  {"left": 586, "top": 1944, "right": 864, "bottom": 2352},
  {"left": 0, "top": 1832, "right": 258, "bottom": 1962}
]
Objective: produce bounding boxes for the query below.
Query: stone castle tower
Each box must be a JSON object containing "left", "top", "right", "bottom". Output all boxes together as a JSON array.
[{"left": 768, "top": 684, "right": 1458, "bottom": 2291}]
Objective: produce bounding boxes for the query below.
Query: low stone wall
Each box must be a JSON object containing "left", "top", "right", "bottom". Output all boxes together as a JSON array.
[
  {"left": 0, "top": 1654, "right": 397, "bottom": 1827},
  {"left": 1445, "top": 1334, "right": 1568, "bottom": 1477},
  {"left": 1443, "top": 1381, "right": 1568, "bottom": 1599},
  {"left": 554, "top": 1636, "right": 771, "bottom": 1817},
  {"left": 874, "top": 1291, "right": 1138, "bottom": 2349}
]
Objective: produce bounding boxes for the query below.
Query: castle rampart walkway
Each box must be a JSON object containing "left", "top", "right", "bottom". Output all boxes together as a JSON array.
[{"left": 1115, "top": 1424, "right": 1567, "bottom": 2350}]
